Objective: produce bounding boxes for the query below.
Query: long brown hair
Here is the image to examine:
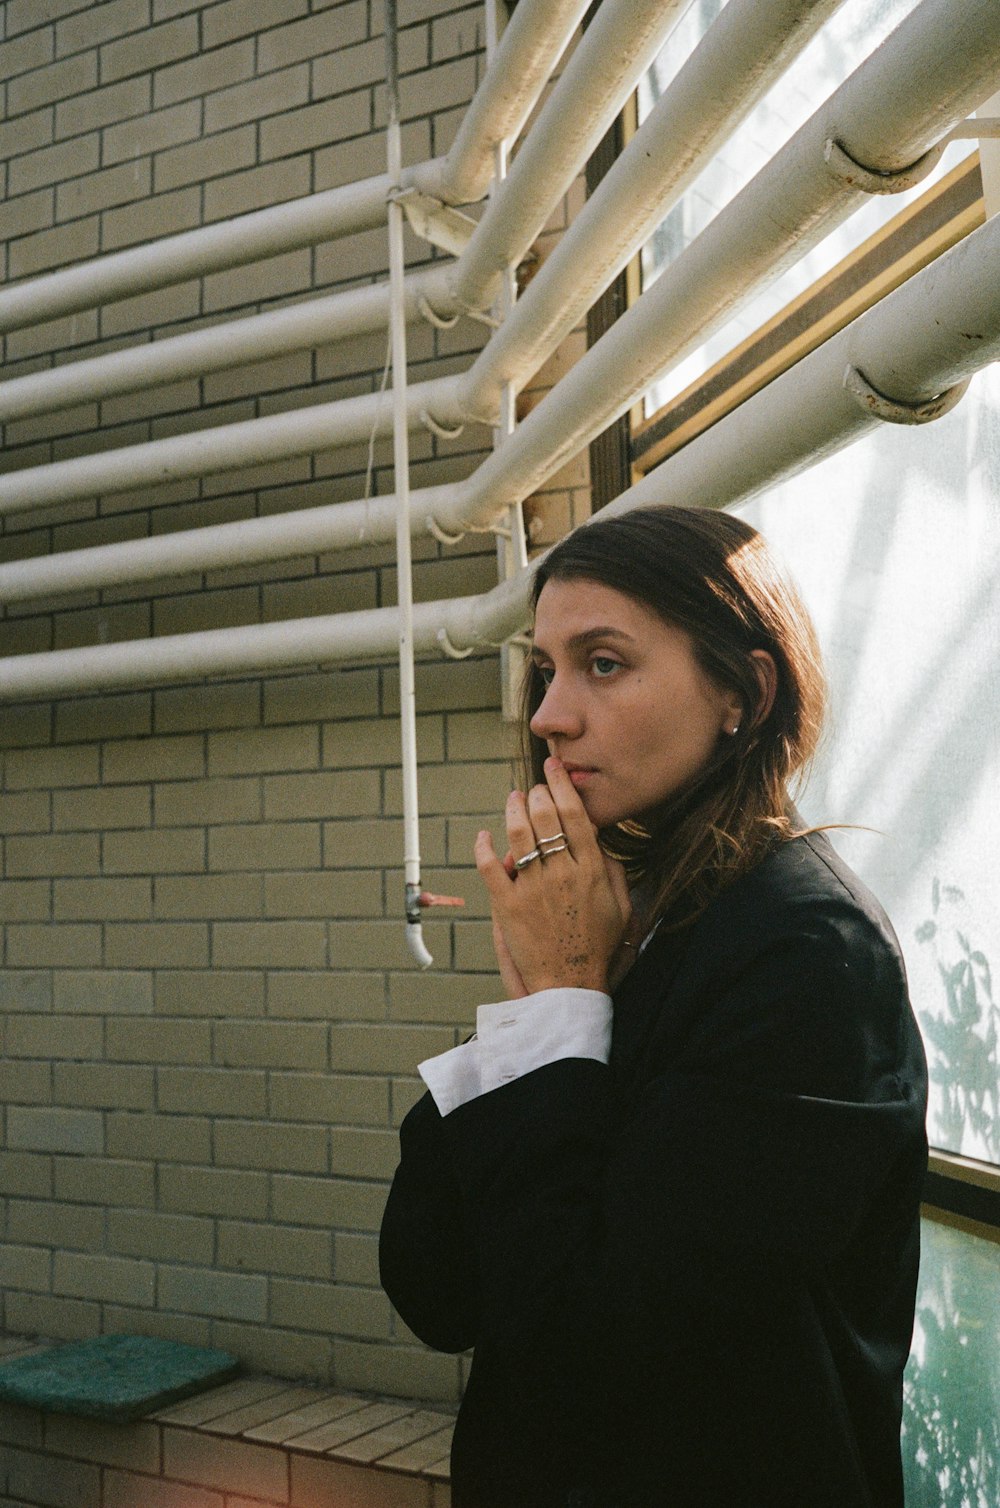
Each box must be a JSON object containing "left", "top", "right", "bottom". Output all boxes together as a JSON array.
[{"left": 522, "top": 506, "right": 826, "bottom": 932}]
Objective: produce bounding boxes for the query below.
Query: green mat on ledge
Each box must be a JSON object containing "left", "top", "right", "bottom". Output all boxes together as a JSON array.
[{"left": 0, "top": 1334, "right": 240, "bottom": 1421}]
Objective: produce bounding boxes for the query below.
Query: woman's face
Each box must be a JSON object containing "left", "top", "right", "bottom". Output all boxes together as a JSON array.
[{"left": 529, "top": 577, "right": 741, "bottom": 829}]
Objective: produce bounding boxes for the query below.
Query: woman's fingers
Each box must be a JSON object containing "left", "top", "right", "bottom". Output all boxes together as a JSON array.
[
  {"left": 474, "top": 828, "right": 512, "bottom": 901},
  {"left": 525, "top": 782, "right": 563, "bottom": 848},
  {"left": 542, "top": 756, "right": 601, "bottom": 855},
  {"left": 504, "top": 788, "right": 542, "bottom": 864}
]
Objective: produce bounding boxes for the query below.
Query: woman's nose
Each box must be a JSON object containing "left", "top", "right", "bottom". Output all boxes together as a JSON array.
[{"left": 530, "top": 677, "right": 583, "bottom": 740}]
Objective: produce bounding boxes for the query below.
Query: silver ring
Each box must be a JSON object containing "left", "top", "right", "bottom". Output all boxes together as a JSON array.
[
  {"left": 513, "top": 847, "right": 542, "bottom": 870},
  {"left": 537, "top": 831, "right": 567, "bottom": 851},
  {"left": 540, "top": 841, "right": 568, "bottom": 855}
]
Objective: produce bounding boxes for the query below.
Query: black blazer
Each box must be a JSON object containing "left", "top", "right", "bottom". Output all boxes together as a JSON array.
[{"left": 380, "top": 831, "right": 928, "bottom": 1508}]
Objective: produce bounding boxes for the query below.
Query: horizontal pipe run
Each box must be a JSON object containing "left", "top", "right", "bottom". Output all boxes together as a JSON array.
[
  {"left": 0, "top": 267, "right": 454, "bottom": 423},
  {"left": 447, "top": 0, "right": 692, "bottom": 313},
  {"left": 0, "top": 0, "right": 588, "bottom": 338},
  {"left": 0, "top": 376, "right": 467, "bottom": 518},
  {"left": 3, "top": 207, "right": 999, "bottom": 699},
  {"left": 461, "top": 0, "right": 848, "bottom": 417},
  {"left": 447, "top": 0, "right": 1000, "bottom": 522}
]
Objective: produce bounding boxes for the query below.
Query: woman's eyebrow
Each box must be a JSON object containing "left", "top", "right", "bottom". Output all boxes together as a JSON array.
[{"left": 531, "top": 626, "right": 637, "bottom": 658}]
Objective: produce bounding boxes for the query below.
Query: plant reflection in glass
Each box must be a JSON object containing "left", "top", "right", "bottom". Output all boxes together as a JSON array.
[
  {"left": 901, "top": 1219, "right": 1000, "bottom": 1507},
  {"left": 915, "top": 880, "right": 1000, "bottom": 1163}
]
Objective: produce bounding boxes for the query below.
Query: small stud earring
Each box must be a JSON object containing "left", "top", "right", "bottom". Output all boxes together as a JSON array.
[{"left": 729, "top": 723, "right": 740, "bottom": 736}]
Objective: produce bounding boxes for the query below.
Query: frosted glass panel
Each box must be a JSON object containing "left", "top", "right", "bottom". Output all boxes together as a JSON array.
[
  {"left": 733, "top": 366, "right": 1000, "bottom": 1162},
  {"left": 903, "top": 1218, "right": 1000, "bottom": 1506}
]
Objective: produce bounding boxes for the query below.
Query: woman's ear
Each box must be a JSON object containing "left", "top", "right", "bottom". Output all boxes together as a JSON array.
[{"left": 749, "top": 649, "right": 778, "bottom": 726}]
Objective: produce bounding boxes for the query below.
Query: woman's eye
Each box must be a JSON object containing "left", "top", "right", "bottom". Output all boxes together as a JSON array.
[
  {"left": 591, "top": 657, "right": 622, "bottom": 678},
  {"left": 537, "top": 666, "right": 555, "bottom": 687}
]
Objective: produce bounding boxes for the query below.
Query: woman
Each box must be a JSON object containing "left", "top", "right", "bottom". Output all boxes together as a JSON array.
[{"left": 380, "top": 507, "right": 928, "bottom": 1508}]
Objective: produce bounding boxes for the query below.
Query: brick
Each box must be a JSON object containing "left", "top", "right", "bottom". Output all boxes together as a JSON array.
[
  {"left": 217, "top": 1219, "right": 331, "bottom": 1279},
  {"left": 158, "top": 1264, "right": 267, "bottom": 1322},
  {"left": 203, "top": 0, "right": 307, "bottom": 48},
  {"left": 55, "top": 1251, "right": 155, "bottom": 1307},
  {"left": 333, "top": 1336, "right": 460, "bottom": 1409},
  {"left": 271, "top": 1174, "right": 387, "bottom": 1231},
  {"left": 258, "top": 4, "right": 365, "bottom": 70},
  {"left": 208, "top": 821, "right": 321, "bottom": 872},
  {"left": 264, "top": 669, "right": 378, "bottom": 726},
  {"left": 52, "top": 783, "right": 150, "bottom": 830},
  {"left": 49, "top": 968, "right": 152, "bottom": 1013},
  {"left": 104, "top": 921, "right": 210, "bottom": 967},
  {"left": 7, "top": 920, "right": 103, "bottom": 968},
  {"left": 54, "top": 1155, "right": 155, "bottom": 1207},
  {"left": 153, "top": 776, "right": 260, "bottom": 826},
  {"left": 0, "top": 106, "right": 55, "bottom": 162},
  {"left": 214, "top": 1118, "right": 327, "bottom": 1173},
  {"left": 107, "top": 1208, "right": 215, "bottom": 1264},
  {"left": 259, "top": 92, "right": 367, "bottom": 162},
  {"left": 0, "top": 972, "right": 53, "bottom": 1013},
  {"left": 9, "top": 50, "right": 99, "bottom": 116},
  {"left": 213, "top": 1018, "right": 326, "bottom": 1069},
  {"left": 156, "top": 1066, "right": 267, "bottom": 1116},
  {"left": 0, "top": 1243, "right": 52, "bottom": 1292},
  {"left": 154, "top": 681, "right": 260, "bottom": 735},
  {"left": 104, "top": 735, "right": 202, "bottom": 786},
  {"left": 327, "top": 918, "right": 452, "bottom": 973},
  {"left": 212, "top": 920, "right": 326, "bottom": 968},
  {"left": 266, "top": 971, "right": 386, "bottom": 1022},
  {"left": 0, "top": 1058, "right": 52, "bottom": 1104},
  {"left": 99, "top": 276, "right": 201, "bottom": 335},
  {"left": 8, "top": 1199, "right": 105, "bottom": 1252},
  {"left": 153, "top": 121, "right": 256, "bottom": 192},
  {"left": 45, "top": 1416, "right": 161, "bottom": 1477},
  {"left": 384, "top": 760, "right": 509, "bottom": 817},
  {"left": 55, "top": 691, "right": 152, "bottom": 744},
  {"left": 154, "top": 968, "right": 265, "bottom": 1017},
  {"left": 58, "top": 0, "right": 150, "bottom": 54},
  {"left": 263, "top": 870, "right": 383, "bottom": 919},
  {"left": 322, "top": 817, "right": 446, "bottom": 868},
  {"left": 102, "top": 1468, "right": 223, "bottom": 1508},
  {"left": 0, "top": 27, "right": 55, "bottom": 82},
  {"left": 153, "top": 872, "right": 263, "bottom": 919},
  {"left": 56, "top": 155, "right": 152, "bottom": 220},
  {"left": 7, "top": 1013, "right": 102, "bottom": 1061},
  {"left": 208, "top": 724, "right": 318, "bottom": 777},
  {"left": 261, "top": 570, "right": 378, "bottom": 624},
  {"left": 158, "top": 1163, "right": 268, "bottom": 1218},
  {"left": 203, "top": 153, "right": 312, "bottom": 221},
  {"left": 106, "top": 1015, "right": 211, "bottom": 1062},
  {"left": 7, "top": 1107, "right": 103, "bottom": 1155},
  {"left": 312, "top": 30, "right": 427, "bottom": 101},
  {"left": 322, "top": 714, "right": 443, "bottom": 768},
  {"left": 330, "top": 1022, "right": 454, "bottom": 1075},
  {"left": 55, "top": 74, "right": 149, "bottom": 137},
  {"left": 4, "top": 741, "right": 100, "bottom": 788},
  {"left": 204, "top": 62, "right": 309, "bottom": 134},
  {"left": 153, "top": 37, "right": 254, "bottom": 107},
  {"left": 162, "top": 1428, "right": 288, "bottom": 1499},
  {"left": 329, "top": 1126, "right": 398, "bottom": 1182},
  {"left": 262, "top": 770, "right": 379, "bottom": 821},
  {"left": 103, "top": 828, "right": 205, "bottom": 873},
  {"left": 54, "top": 1061, "right": 155, "bottom": 1110},
  {"left": 0, "top": 790, "right": 50, "bottom": 838},
  {"left": 107, "top": 1110, "right": 211, "bottom": 1161},
  {"left": 6, "top": 1443, "right": 101, "bottom": 1508},
  {"left": 152, "top": 584, "right": 259, "bottom": 636},
  {"left": 314, "top": 116, "right": 428, "bottom": 193},
  {"left": 53, "top": 877, "right": 153, "bottom": 921},
  {"left": 271, "top": 1278, "right": 389, "bottom": 1338},
  {"left": 5, "top": 1291, "right": 101, "bottom": 1343},
  {"left": 388, "top": 970, "right": 483, "bottom": 1024},
  {"left": 0, "top": 1150, "right": 53, "bottom": 1199},
  {"left": 0, "top": 880, "right": 51, "bottom": 922},
  {"left": 101, "top": 15, "right": 199, "bottom": 82},
  {"left": 101, "top": 183, "right": 200, "bottom": 249}
]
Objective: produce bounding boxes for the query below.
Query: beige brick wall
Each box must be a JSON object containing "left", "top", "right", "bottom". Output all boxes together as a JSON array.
[{"left": 0, "top": 0, "right": 592, "bottom": 1402}]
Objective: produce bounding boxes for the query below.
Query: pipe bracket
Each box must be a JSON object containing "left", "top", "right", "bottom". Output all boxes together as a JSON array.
[
  {"left": 823, "top": 136, "right": 946, "bottom": 195},
  {"left": 843, "top": 364, "right": 972, "bottom": 425},
  {"left": 417, "top": 293, "right": 459, "bottom": 330},
  {"left": 421, "top": 409, "right": 465, "bottom": 440},
  {"left": 436, "top": 626, "right": 475, "bottom": 659},
  {"left": 426, "top": 514, "right": 466, "bottom": 545}
]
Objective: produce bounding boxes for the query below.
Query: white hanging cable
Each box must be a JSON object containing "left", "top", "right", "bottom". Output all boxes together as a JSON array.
[{"left": 384, "top": 2, "right": 465, "bottom": 965}]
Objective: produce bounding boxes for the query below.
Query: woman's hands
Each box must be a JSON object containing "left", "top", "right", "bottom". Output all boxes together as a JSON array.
[{"left": 475, "top": 756, "right": 632, "bottom": 997}]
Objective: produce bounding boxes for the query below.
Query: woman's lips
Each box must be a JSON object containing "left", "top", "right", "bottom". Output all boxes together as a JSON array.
[{"left": 564, "top": 766, "right": 596, "bottom": 788}]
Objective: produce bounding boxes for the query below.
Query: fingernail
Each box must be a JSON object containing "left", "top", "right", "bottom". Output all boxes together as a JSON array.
[{"left": 544, "top": 756, "right": 562, "bottom": 771}]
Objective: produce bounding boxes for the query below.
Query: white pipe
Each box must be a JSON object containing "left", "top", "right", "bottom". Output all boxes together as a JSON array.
[
  {"left": 447, "top": 0, "right": 693, "bottom": 314},
  {"left": 385, "top": 0, "right": 433, "bottom": 970},
  {"left": 0, "top": 267, "right": 453, "bottom": 422},
  {"left": 4, "top": 207, "right": 999, "bottom": 701},
  {"left": 461, "top": 0, "right": 848, "bottom": 417},
  {"left": 0, "top": 375, "right": 466, "bottom": 518},
  {"left": 0, "top": 0, "right": 586, "bottom": 338},
  {"left": 3, "top": 0, "right": 995, "bottom": 585}
]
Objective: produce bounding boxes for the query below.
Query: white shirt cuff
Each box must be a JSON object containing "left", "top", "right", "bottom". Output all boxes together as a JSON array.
[{"left": 418, "top": 988, "right": 613, "bottom": 1117}]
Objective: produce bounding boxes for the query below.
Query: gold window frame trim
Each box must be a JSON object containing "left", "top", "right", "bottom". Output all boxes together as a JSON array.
[{"left": 631, "top": 154, "right": 985, "bottom": 477}]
